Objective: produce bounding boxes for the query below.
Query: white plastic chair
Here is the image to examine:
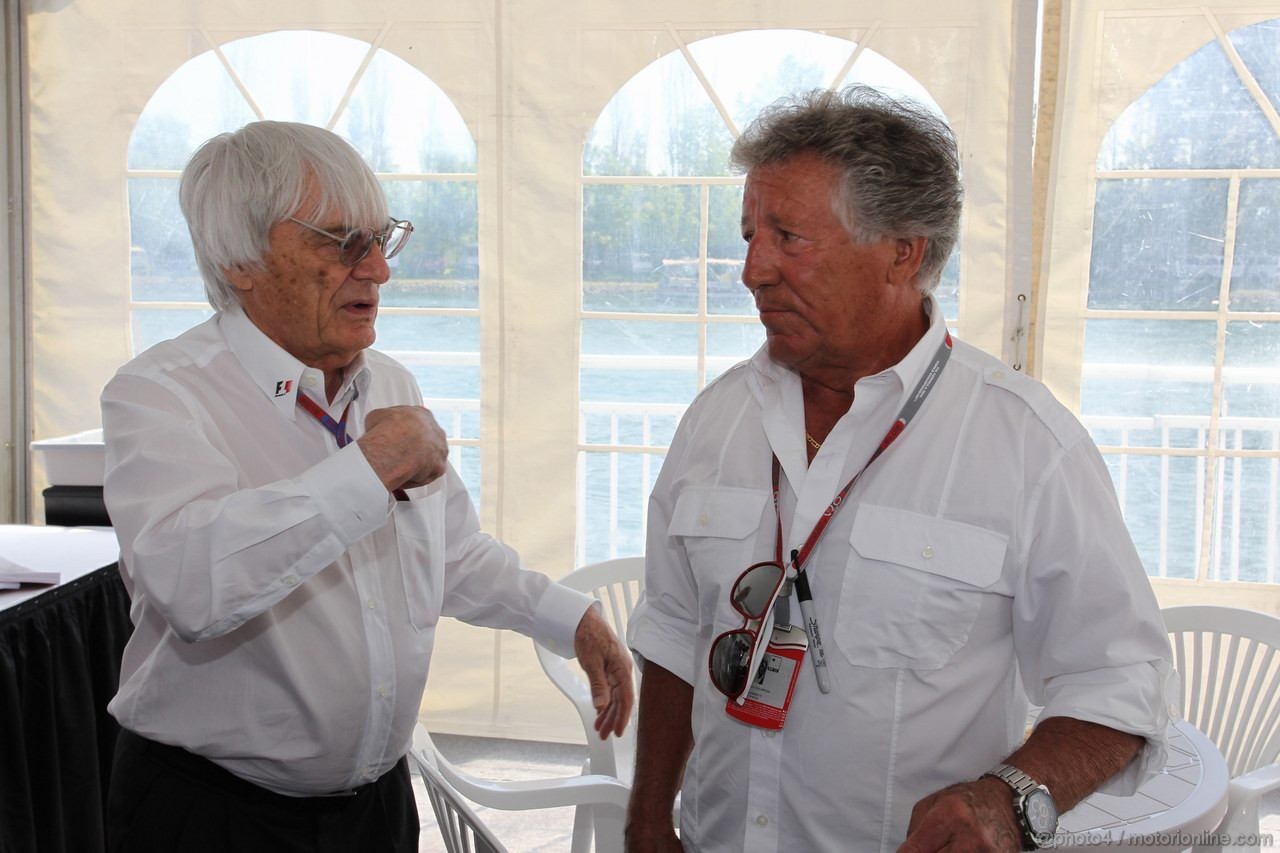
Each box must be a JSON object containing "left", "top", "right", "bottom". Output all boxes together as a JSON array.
[
  {"left": 534, "top": 557, "right": 684, "bottom": 850},
  {"left": 1163, "top": 606, "right": 1280, "bottom": 852},
  {"left": 412, "top": 735, "right": 506, "bottom": 853},
  {"left": 409, "top": 723, "right": 631, "bottom": 853},
  {"left": 535, "top": 557, "right": 646, "bottom": 782}
]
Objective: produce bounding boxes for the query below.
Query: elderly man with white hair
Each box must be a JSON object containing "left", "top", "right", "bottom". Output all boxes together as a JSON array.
[{"left": 100, "top": 120, "right": 633, "bottom": 853}]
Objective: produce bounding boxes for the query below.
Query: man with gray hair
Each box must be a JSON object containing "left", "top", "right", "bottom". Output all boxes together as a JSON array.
[
  {"left": 625, "top": 86, "right": 1174, "bottom": 852},
  {"left": 101, "top": 121, "right": 633, "bottom": 852}
]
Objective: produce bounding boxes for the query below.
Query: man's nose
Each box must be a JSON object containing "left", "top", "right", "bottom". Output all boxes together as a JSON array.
[
  {"left": 354, "top": 246, "right": 391, "bottom": 285},
  {"left": 741, "top": 239, "right": 776, "bottom": 293}
]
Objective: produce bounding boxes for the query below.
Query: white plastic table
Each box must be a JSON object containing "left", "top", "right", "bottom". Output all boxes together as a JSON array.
[{"left": 1054, "top": 719, "right": 1229, "bottom": 851}]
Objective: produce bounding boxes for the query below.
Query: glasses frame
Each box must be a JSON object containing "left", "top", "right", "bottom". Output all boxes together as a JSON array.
[
  {"left": 707, "top": 560, "right": 786, "bottom": 700},
  {"left": 288, "top": 216, "right": 414, "bottom": 267}
]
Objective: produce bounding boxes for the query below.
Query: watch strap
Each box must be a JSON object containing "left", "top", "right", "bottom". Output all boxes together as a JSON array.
[
  {"left": 983, "top": 763, "right": 1040, "bottom": 796},
  {"left": 982, "top": 763, "right": 1056, "bottom": 850}
]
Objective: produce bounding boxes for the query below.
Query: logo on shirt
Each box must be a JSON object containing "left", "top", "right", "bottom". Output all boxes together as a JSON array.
[{"left": 274, "top": 379, "right": 293, "bottom": 397}]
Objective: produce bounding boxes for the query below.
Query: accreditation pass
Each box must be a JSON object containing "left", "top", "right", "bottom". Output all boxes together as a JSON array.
[{"left": 726, "top": 623, "right": 809, "bottom": 730}]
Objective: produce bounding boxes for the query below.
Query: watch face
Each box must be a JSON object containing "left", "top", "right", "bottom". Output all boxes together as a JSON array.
[{"left": 1023, "top": 788, "right": 1059, "bottom": 838}]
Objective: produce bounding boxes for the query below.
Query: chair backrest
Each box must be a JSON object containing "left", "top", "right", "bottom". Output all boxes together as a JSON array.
[
  {"left": 535, "top": 556, "right": 645, "bottom": 780},
  {"left": 564, "top": 557, "right": 646, "bottom": 641},
  {"left": 1163, "top": 605, "right": 1280, "bottom": 778},
  {"left": 409, "top": 730, "right": 506, "bottom": 853}
]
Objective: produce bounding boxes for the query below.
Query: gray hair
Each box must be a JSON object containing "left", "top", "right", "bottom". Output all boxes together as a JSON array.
[
  {"left": 730, "top": 86, "right": 963, "bottom": 294},
  {"left": 178, "top": 121, "right": 389, "bottom": 312}
]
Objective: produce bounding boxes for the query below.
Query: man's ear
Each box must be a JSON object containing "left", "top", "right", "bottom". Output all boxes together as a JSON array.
[
  {"left": 225, "top": 264, "right": 255, "bottom": 292},
  {"left": 888, "top": 237, "right": 928, "bottom": 287}
]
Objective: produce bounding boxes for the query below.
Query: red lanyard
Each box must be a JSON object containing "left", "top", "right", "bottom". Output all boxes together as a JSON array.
[
  {"left": 297, "top": 391, "right": 409, "bottom": 501},
  {"left": 772, "top": 332, "right": 953, "bottom": 572},
  {"left": 297, "top": 393, "right": 354, "bottom": 448}
]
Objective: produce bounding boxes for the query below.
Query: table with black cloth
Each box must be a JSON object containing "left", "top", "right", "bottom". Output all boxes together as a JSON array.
[{"left": 0, "top": 553, "right": 132, "bottom": 853}]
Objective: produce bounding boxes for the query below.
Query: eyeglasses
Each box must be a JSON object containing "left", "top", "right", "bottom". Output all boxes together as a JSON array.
[
  {"left": 288, "top": 216, "right": 414, "bottom": 267},
  {"left": 708, "top": 561, "right": 786, "bottom": 700}
]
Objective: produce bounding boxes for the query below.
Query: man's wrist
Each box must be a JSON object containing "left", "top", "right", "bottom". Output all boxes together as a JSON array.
[{"left": 981, "top": 764, "right": 1059, "bottom": 850}]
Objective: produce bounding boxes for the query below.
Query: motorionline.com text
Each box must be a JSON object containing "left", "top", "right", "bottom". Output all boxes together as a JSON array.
[{"left": 1054, "top": 829, "right": 1274, "bottom": 847}]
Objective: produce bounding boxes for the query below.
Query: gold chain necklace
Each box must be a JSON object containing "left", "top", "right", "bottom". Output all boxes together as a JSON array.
[{"left": 806, "top": 433, "right": 822, "bottom": 451}]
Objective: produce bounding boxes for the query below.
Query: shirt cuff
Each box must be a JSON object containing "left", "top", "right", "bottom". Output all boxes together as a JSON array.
[
  {"left": 297, "top": 442, "right": 393, "bottom": 546},
  {"left": 627, "top": 599, "right": 699, "bottom": 686},
  {"left": 1037, "top": 659, "right": 1179, "bottom": 796},
  {"left": 532, "top": 582, "right": 596, "bottom": 659}
]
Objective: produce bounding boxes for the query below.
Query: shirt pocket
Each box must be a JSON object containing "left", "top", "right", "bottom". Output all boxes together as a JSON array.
[
  {"left": 393, "top": 488, "right": 446, "bottom": 632},
  {"left": 667, "top": 486, "right": 770, "bottom": 627},
  {"left": 835, "top": 504, "right": 1007, "bottom": 670}
]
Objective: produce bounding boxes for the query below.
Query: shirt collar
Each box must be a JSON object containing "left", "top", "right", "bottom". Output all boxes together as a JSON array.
[
  {"left": 885, "top": 294, "right": 947, "bottom": 408},
  {"left": 217, "top": 309, "right": 371, "bottom": 420}
]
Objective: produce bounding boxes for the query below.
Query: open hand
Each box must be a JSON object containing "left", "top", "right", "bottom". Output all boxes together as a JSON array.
[{"left": 573, "top": 607, "right": 635, "bottom": 739}]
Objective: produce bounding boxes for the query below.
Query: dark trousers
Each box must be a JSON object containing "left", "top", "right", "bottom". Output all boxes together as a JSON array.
[{"left": 106, "top": 728, "right": 419, "bottom": 853}]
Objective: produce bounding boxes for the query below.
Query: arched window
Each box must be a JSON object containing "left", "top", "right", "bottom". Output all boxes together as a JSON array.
[
  {"left": 127, "top": 30, "right": 482, "bottom": 498},
  {"left": 577, "top": 29, "right": 956, "bottom": 563},
  {"left": 1084, "top": 17, "right": 1280, "bottom": 583}
]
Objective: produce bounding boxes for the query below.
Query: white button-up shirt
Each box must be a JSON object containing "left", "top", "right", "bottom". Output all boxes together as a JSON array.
[
  {"left": 102, "top": 310, "right": 591, "bottom": 796},
  {"left": 628, "top": 298, "right": 1175, "bottom": 852}
]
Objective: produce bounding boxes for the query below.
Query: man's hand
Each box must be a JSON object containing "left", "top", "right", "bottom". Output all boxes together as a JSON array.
[
  {"left": 573, "top": 607, "right": 635, "bottom": 739},
  {"left": 897, "top": 776, "right": 1022, "bottom": 853},
  {"left": 358, "top": 406, "right": 449, "bottom": 492},
  {"left": 899, "top": 717, "right": 1144, "bottom": 853}
]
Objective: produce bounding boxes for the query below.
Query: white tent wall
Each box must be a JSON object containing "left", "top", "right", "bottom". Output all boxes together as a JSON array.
[
  {"left": 1041, "top": 0, "right": 1280, "bottom": 613},
  {"left": 25, "top": 0, "right": 1029, "bottom": 741}
]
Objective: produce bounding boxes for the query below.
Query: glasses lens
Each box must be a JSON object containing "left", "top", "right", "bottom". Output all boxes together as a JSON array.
[
  {"left": 382, "top": 220, "right": 412, "bottom": 260},
  {"left": 731, "top": 562, "right": 784, "bottom": 619},
  {"left": 709, "top": 630, "right": 756, "bottom": 697},
  {"left": 339, "top": 228, "right": 376, "bottom": 266}
]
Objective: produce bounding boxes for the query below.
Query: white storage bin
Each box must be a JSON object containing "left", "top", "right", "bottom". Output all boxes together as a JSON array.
[{"left": 31, "top": 429, "right": 106, "bottom": 487}]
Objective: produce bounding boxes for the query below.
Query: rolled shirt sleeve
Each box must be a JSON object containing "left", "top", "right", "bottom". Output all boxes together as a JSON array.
[
  {"left": 1014, "top": 437, "right": 1178, "bottom": 794},
  {"left": 626, "top": 410, "right": 702, "bottom": 684}
]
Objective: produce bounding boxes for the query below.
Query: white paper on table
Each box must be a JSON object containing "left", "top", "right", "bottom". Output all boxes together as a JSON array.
[
  {"left": 0, "top": 525, "right": 120, "bottom": 586},
  {"left": 0, "top": 560, "right": 60, "bottom": 585}
]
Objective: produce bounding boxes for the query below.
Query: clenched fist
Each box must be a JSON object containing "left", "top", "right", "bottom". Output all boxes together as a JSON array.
[{"left": 358, "top": 405, "right": 450, "bottom": 493}]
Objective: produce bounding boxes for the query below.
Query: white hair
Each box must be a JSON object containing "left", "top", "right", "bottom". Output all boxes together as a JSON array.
[{"left": 178, "top": 121, "right": 389, "bottom": 312}]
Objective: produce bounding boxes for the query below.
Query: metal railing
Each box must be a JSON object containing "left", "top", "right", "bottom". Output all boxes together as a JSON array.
[
  {"left": 574, "top": 406, "right": 1280, "bottom": 583},
  {"left": 1086, "top": 414, "right": 1280, "bottom": 583},
  {"left": 409, "top": 353, "right": 1278, "bottom": 583}
]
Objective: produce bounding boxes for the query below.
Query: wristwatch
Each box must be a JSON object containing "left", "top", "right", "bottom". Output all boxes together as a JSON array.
[{"left": 981, "top": 763, "right": 1058, "bottom": 850}]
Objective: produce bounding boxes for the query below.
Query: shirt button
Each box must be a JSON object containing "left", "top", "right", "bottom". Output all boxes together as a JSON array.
[
  {"left": 285, "top": 576, "right": 299, "bottom": 586},
  {"left": 379, "top": 686, "right": 389, "bottom": 698},
  {"left": 699, "top": 513, "right": 710, "bottom": 526},
  {"left": 367, "top": 599, "right": 376, "bottom": 609},
  {"left": 304, "top": 375, "right": 317, "bottom": 387},
  {"left": 756, "top": 814, "right": 769, "bottom": 827},
  {"left": 922, "top": 546, "right": 935, "bottom": 559},
  {"left": 764, "top": 730, "right": 776, "bottom": 739},
  {"left": 992, "top": 369, "right": 1006, "bottom": 380}
]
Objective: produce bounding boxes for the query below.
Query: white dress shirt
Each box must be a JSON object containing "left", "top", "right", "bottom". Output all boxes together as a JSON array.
[
  {"left": 628, "top": 297, "right": 1176, "bottom": 852},
  {"left": 102, "top": 309, "right": 592, "bottom": 796}
]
